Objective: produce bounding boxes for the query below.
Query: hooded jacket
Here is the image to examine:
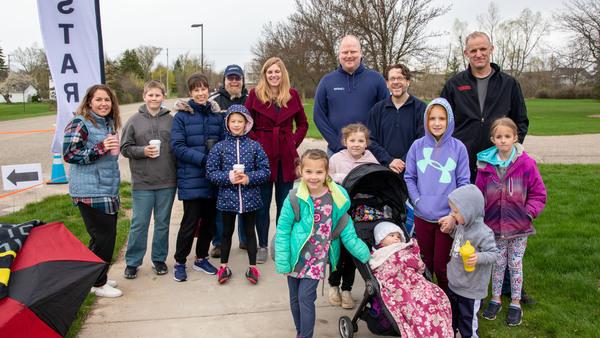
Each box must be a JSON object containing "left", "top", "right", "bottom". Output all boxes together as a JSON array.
[
  {"left": 208, "top": 76, "right": 248, "bottom": 112},
  {"left": 120, "top": 105, "right": 176, "bottom": 190},
  {"left": 404, "top": 98, "right": 471, "bottom": 222},
  {"left": 440, "top": 63, "right": 529, "bottom": 179},
  {"left": 446, "top": 184, "right": 498, "bottom": 300},
  {"left": 475, "top": 143, "right": 547, "bottom": 239},
  {"left": 329, "top": 149, "right": 379, "bottom": 184},
  {"left": 171, "top": 99, "right": 225, "bottom": 200},
  {"left": 314, "top": 63, "right": 389, "bottom": 152},
  {"left": 206, "top": 106, "right": 270, "bottom": 213},
  {"left": 274, "top": 180, "right": 370, "bottom": 274}
]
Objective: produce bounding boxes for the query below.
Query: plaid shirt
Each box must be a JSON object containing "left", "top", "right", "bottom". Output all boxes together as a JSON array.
[{"left": 64, "top": 117, "right": 120, "bottom": 215}]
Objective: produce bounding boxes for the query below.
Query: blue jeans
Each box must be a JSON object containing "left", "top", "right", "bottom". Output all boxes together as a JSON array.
[
  {"left": 287, "top": 277, "right": 319, "bottom": 338},
  {"left": 125, "top": 187, "right": 176, "bottom": 267},
  {"left": 212, "top": 210, "right": 246, "bottom": 247},
  {"left": 256, "top": 175, "right": 293, "bottom": 248}
]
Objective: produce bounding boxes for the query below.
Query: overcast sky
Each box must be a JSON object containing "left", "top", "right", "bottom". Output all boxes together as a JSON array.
[{"left": 1, "top": 0, "right": 569, "bottom": 72}]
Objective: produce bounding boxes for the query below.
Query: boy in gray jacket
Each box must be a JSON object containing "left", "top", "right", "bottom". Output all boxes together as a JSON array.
[{"left": 441, "top": 184, "right": 498, "bottom": 338}]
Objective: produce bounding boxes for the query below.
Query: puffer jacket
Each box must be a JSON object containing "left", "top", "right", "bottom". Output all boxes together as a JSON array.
[
  {"left": 274, "top": 180, "right": 370, "bottom": 274},
  {"left": 171, "top": 99, "right": 225, "bottom": 200},
  {"left": 206, "top": 106, "right": 270, "bottom": 213},
  {"left": 475, "top": 143, "right": 547, "bottom": 239}
]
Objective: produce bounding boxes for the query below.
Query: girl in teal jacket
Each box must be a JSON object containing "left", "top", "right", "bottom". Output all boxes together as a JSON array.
[{"left": 274, "top": 149, "right": 370, "bottom": 338}]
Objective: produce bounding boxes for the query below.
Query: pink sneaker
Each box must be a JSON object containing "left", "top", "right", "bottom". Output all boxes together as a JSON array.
[
  {"left": 217, "top": 266, "right": 232, "bottom": 284},
  {"left": 245, "top": 266, "right": 260, "bottom": 284}
]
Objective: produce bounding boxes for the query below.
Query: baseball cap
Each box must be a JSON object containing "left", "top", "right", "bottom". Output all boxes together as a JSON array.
[{"left": 224, "top": 64, "right": 244, "bottom": 78}]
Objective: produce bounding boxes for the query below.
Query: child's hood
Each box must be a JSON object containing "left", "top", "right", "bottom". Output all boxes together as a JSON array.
[
  {"left": 225, "top": 104, "right": 253, "bottom": 136},
  {"left": 423, "top": 97, "right": 455, "bottom": 144},
  {"left": 448, "top": 184, "right": 484, "bottom": 227}
]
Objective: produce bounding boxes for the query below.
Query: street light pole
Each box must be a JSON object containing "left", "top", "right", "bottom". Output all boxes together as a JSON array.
[{"left": 191, "top": 24, "right": 204, "bottom": 71}]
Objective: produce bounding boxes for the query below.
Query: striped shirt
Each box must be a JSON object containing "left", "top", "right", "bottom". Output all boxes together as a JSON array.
[{"left": 63, "top": 118, "right": 120, "bottom": 215}]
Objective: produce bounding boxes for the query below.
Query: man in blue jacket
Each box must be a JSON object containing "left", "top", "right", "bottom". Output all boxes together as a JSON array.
[
  {"left": 368, "top": 64, "right": 426, "bottom": 173},
  {"left": 314, "top": 35, "right": 388, "bottom": 154}
]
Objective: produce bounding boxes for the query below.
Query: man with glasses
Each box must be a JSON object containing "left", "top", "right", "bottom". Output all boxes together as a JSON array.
[
  {"left": 368, "top": 64, "right": 426, "bottom": 173},
  {"left": 208, "top": 64, "right": 249, "bottom": 259}
]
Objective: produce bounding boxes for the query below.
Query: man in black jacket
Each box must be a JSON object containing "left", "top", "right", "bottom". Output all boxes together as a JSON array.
[
  {"left": 441, "top": 31, "right": 529, "bottom": 181},
  {"left": 441, "top": 31, "right": 534, "bottom": 306},
  {"left": 208, "top": 64, "right": 250, "bottom": 260}
]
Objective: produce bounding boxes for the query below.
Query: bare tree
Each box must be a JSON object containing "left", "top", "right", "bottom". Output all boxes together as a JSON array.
[
  {"left": 0, "top": 72, "right": 34, "bottom": 103},
  {"left": 11, "top": 44, "right": 50, "bottom": 98},
  {"left": 477, "top": 2, "right": 501, "bottom": 50},
  {"left": 135, "top": 45, "right": 163, "bottom": 80}
]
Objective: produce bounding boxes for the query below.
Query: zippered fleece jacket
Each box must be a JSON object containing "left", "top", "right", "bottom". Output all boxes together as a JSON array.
[
  {"left": 446, "top": 185, "right": 498, "bottom": 300},
  {"left": 404, "top": 98, "right": 470, "bottom": 222},
  {"left": 206, "top": 106, "right": 270, "bottom": 213},
  {"left": 475, "top": 143, "right": 547, "bottom": 240},
  {"left": 274, "top": 180, "right": 370, "bottom": 274},
  {"left": 120, "top": 105, "right": 176, "bottom": 190}
]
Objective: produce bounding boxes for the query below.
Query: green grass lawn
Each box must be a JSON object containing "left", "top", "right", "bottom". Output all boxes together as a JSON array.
[
  {"left": 302, "top": 98, "right": 600, "bottom": 139},
  {"left": 0, "top": 182, "right": 132, "bottom": 338},
  {"left": 0, "top": 102, "right": 56, "bottom": 121}
]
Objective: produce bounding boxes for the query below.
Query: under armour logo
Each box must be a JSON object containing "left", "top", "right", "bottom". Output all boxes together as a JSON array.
[{"left": 417, "top": 148, "right": 456, "bottom": 183}]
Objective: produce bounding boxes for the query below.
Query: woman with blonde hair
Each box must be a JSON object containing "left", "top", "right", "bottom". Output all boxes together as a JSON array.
[{"left": 245, "top": 57, "right": 308, "bottom": 264}]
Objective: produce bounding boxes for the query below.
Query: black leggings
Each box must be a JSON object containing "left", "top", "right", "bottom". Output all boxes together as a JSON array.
[
  {"left": 221, "top": 211, "right": 257, "bottom": 265},
  {"left": 78, "top": 203, "right": 118, "bottom": 287},
  {"left": 174, "top": 199, "right": 216, "bottom": 264},
  {"left": 328, "top": 246, "right": 356, "bottom": 291}
]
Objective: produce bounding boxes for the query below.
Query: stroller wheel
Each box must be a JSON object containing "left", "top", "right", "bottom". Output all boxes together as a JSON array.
[{"left": 339, "top": 316, "right": 355, "bottom": 337}]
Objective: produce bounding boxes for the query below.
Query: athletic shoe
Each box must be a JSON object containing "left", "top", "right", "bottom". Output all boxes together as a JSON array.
[
  {"left": 217, "top": 266, "right": 232, "bottom": 284},
  {"left": 239, "top": 242, "right": 247, "bottom": 250},
  {"left": 341, "top": 290, "right": 355, "bottom": 309},
  {"left": 173, "top": 263, "right": 187, "bottom": 282},
  {"left": 210, "top": 246, "right": 221, "bottom": 258},
  {"left": 482, "top": 301, "right": 502, "bottom": 320},
  {"left": 256, "top": 247, "right": 268, "bottom": 264},
  {"left": 106, "top": 280, "right": 118, "bottom": 287},
  {"left": 193, "top": 258, "right": 218, "bottom": 275},
  {"left": 91, "top": 284, "right": 123, "bottom": 298},
  {"left": 506, "top": 305, "right": 523, "bottom": 326},
  {"left": 152, "top": 261, "right": 168, "bottom": 275},
  {"left": 245, "top": 266, "right": 261, "bottom": 284},
  {"left": 328, "top": 286, "right": 341, "bottom": 306},
  {"left": 123, "top": 266, "right": 138, "bottom": 279}
]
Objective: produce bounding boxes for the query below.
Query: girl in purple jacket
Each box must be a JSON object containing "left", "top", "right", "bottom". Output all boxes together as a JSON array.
[
  {"left": 404, "top": 98, "right": 470, "bottom": 293},
  {"left": 476, "top": 117, "right": 547, "bottom": 326}
]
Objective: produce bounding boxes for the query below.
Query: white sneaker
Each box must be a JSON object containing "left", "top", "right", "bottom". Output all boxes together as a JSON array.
[
  {"left": 328, "top": 286, "right": 342, "bottom": 306},
  {"left": 107, "top": 279, "right": 118, "bottom": 287},
  {"left": 91, "top": 284, "right": 123, "bottom": 298},
  {"left": 341, "top": 290, "right": 355, "bottom": 309}
]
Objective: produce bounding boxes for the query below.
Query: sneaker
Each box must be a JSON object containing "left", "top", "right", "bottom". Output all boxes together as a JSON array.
[
  {"left": 106, "top": 279, "right": 118, "bottom": 287},
  {"left": 123, "top": 266, "right": 138, "bottom": 279},
  {"left": 328, "top": 286, "right": 342, "bottom": 306},
  {"left": 482, "top": 301, "right": 502, "bottom": 320},
  {"left": 91, "top": 284, "right": 123, "bottom": 298},
  {"left": 246, "top": 266, "right": 261, "bottom": 284},
  {"left": 217, "top": 266, "right": 232, "bottom": 284},
  {"left": 239, "top": 242, "right": 247, "bottom": 250},
  {"left": 173, "top": 263, "right": 187, "bottom": 282},
  {"left": 210, "top": 246, "right": 221, "bottom": 258},
  {"left": 256, "top": 247, "right": 268, "bottom": 264},
  {"left": 193, "top": 258, "right": 218, "bottom": 275},
  {"left": 506, "top": 305, "right": 523, "bottom": 326},
  {"left": 341, "top": 290, "right": 355, "bottom": 309},
  {"left": 152, "top": 261, "right": 168, "bottom": 275}
]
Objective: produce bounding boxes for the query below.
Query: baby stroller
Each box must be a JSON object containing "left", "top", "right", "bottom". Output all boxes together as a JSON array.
[{"left": 338, "top": 163, "right": 409, "bottom": 338}]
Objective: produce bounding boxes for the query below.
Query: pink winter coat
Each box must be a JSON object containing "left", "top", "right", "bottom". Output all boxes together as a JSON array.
[
  {"left": 329, "top": 149, "right": 379, "bottom": 184},
  {"left": 475, "top": 145, "right": 547, "bottom": 239}
]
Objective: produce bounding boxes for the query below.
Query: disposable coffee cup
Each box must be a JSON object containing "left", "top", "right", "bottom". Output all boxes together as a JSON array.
[
  {"left": 149, "top": 139, "right": 161, "bottom": 157},
  {"left": 233, "top": 163, "right": 245, "bottom": 173}
]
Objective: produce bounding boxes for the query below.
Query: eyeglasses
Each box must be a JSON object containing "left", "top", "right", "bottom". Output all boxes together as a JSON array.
[
  {"left": 226, "top": 75, "right": 242, "bottom": 81},
  {"left": 388, "top": 76, "right": 408, "bottom": 82}
]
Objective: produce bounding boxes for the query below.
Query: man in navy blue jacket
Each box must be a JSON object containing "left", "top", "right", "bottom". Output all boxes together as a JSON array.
[
  {"left": 368, "top": 64, "right": 426, "bottom": 173},
  {"left": 314, "top": 35, "right": 388, "bottom": 153}
]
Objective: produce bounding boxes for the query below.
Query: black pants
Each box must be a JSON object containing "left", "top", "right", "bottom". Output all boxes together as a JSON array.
[
  {"left": 328, "top": 246, "right": 356, "bottom": 291},
  {"left": 447, "top": 288, "right": 481, "bottom": 338},
  {"left": 221, "top": 211, "right": 257, "bottom": 265},
  {"left": 78, "top": 203, "right": 117, "bottom": 287},
  {"left": 174, "top": 198, "right": 216, "bottom": 264}
]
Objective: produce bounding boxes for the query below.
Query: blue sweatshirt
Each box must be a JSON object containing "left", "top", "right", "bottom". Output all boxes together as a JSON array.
[
  {"left": 404, "top": 98, "right": 471, "bottom": 222},
  {"left": 313, "top": 63, "right": 388, "bottom": 152}
]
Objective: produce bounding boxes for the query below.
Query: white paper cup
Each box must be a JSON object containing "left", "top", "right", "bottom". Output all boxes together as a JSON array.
[
  {"left": 149, "top": 139, "right": 161, "bottom": 157},
  {"left": 233, "top": 163, "right": 245, "bottom": 173}
]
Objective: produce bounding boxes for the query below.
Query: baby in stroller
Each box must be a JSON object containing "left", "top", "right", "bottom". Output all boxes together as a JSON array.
[{"left": 369, "top": 221, "right": 453, "bottom": 338}]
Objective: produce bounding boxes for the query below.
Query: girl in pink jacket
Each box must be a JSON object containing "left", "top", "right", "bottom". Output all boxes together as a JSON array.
[{"left": 475, "top": 118, "right": 547, "bottom": 327}]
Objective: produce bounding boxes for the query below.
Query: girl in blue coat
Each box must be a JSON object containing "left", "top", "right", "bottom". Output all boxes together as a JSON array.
[{"left": 206, "top": 105, "right": 270, "bottom": 284}]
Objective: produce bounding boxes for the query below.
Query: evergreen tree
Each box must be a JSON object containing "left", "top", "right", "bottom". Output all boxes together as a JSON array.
[
  {"left": 0, "top": 46, "right": 8, "bottom": 81},
  {"left": 119, "top": 49, "right": 144, "bottom": 79}
]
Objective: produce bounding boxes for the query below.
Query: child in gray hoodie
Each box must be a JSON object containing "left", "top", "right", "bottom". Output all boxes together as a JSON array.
[{"left": 442, "top": 184, "right": 498, "bottom": 338}]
